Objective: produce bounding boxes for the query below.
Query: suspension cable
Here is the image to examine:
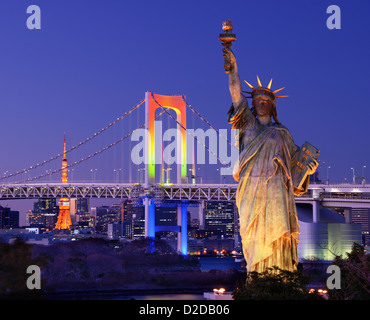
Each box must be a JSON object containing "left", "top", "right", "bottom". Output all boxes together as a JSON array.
[
  {"left": 15, "top": 108, "right": 168, "bottom": 183},
  {"left": 16, "top": 130, "right": 140, "bottom": 183},
  {"left": 184, "top": 99, "right": 237, "bottom": 150},
  {"left": 1, "top": 99, "right": 144, "bottom": 181},
  {"left": 151, "top": 93, "right": 233, "bottom": 168}
]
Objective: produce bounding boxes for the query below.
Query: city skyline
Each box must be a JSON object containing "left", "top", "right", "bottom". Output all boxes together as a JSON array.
[{"left": 1, "top": 1, "right": 370, "bottom": 214}]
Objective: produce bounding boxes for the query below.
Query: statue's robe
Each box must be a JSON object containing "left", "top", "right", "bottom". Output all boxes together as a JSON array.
[{"left": 228, "top": 97, "right": 309, "bottom": 273}]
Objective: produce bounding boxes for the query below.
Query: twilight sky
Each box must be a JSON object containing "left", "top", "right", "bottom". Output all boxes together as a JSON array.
[{"left": 0, "top": 0, "right": 369, "bottom": 216}]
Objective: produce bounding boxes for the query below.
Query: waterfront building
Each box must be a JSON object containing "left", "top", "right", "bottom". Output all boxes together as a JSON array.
[
  {"left": 94, "top": 206, "right": 121, "bottom": 234},
  {"left": 352, "top": 208, "right": 370, "bottom": 245},
  {"left": 155, "top": 206, "right": 177, "bottom": 227},
  {"left": 297, "top": 203, "right": 362, "bottom": 261},
  {"left": 0, "top": 206, "right": 19, "bottom": 229},
  {"left": 326, "top": 207, "right": 370, "bottom": 246},
  {"left": 121, "top": 201, "right": 145, "bottom": 238},
  {"left": 26, "top": 211, "right": 45, "bottom": 226},
  {"left": 44, "top": 213, "right": 58, "bottom": 231},
  {"left": 203, "top": 238, "right": 235, "bottom": 254},
  {"left": 0, "top": 228, "right": 50, "bottom": 245},
  {"left": 33, "top": 198, "right": 58, "bottom": 213},
  {"left": 132, "top": 213, "right": 145, "bottom": 238},
  {"left": 203, "top": 201, "right": 235, "bottom": 239},
  {"left": 107, "top": 221, "right": 132, "bottom": 239},
  {"left": 27, "top": 198, "right": 59, "bottom": 232},
  {"left": 70, "top": 198, "right": 90, "bottom": 225}
]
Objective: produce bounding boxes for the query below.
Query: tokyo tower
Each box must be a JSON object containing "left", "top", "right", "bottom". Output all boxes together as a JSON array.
[{"left": 55, "top": 134, "right": 72, "bottom": 229}]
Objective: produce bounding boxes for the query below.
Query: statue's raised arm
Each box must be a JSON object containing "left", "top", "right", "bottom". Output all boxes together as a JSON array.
[{"left": 223, "top": 48, "right": 243, "bottom": 108}]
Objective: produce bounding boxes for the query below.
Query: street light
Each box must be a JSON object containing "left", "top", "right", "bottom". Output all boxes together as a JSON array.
[
  {"left": 216, "top": 168, "right": 222, "bottom": 184},
  {"left": 45, "top": 170, "right": 51, "bottom": 182},
  {"left": 351, "top": 167, "right": 355, "bottom": 184},
  {"left": 326, "top": 166, "right": 331, "bottom": 184},
  {"left": 188, "top": 168, "right": 195, "bottom": 184},
  {"left": 138, "top": 168, "right": 145, "bottom": 184},
  {"left": 114, "top": 168, "right": 122, "bottom": 183},
  {"left": 90, "top": 168, "right": 97, "bottom": 182},
  {"left": 68, "top": 168, "right": 74, "bottom": 182},
  {"left": 3, "top": 171, "right": 9, "bottom": 184},
  {"left": 163, "top": 168, "right": 172, "bottom": 184}
]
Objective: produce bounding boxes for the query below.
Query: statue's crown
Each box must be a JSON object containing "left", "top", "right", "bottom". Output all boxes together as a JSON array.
[{"left": 244, "top": 76, "right": 288, "bottom": 103}]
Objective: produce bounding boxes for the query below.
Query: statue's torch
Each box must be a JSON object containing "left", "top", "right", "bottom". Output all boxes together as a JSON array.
[{"left": 219, "top": 20, "right": 237, "bottom": 73}]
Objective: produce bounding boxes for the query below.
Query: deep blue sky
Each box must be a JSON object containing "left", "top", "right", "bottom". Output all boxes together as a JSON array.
[{"left": 0, "top": 0, "right": 370, "bottom": 216}]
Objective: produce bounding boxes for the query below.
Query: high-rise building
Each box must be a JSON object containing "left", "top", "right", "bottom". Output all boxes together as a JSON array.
[
  {"left": 75, "top": 198, "right": 89, "bottom": 214},
  {"left": 33, "top": 198, "right": 59, "bottom": 213},
  {"left": 26, "top": 211, "right": 45, "bottom": 226},
  {"left": 26, "top": 198, "right": 58, "bottom": 232},
  {"left": 121, "top": 200, "right": 145, "bottom": 238},
  {"left": 44, "top": 213, "right": 58, "bottom": 231},
  {"left": 352, "top": 208, "right": 370, "bottom": 245},
  {"left": 94, "top": 206, "right": 121, "bottom": 234},
  {"left": 331, "top": 207, "right": 370, "bottom": 246},
  {"left": 203, "top": 201, "right": 235, "bottom": 239},
  {"left": 70, "top": 198, "right": 90, "bottom": 226},
  {"left": 108, "top": 221, "right": 132, "bottom": 239},
  {"left": 0, "top": 206, "right": 19, "bottom": 229},
  {"left": 155, "top": 206, "right": 177, "bottom": 226},
  {"left": 119, "top": 201, "right": 187, "bottom": 240},
  {"left": 131, "top": 207, "right": 145, "bottom": 238}
]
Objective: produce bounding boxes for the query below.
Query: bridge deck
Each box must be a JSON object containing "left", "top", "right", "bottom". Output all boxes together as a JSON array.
[{"left": 1, "top": 183, "right": 370, "bottom": 204}]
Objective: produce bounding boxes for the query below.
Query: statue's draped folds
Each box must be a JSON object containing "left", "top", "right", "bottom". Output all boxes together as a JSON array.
[{"left": 228, "top": 97, "right": 309, "bottom": 273}]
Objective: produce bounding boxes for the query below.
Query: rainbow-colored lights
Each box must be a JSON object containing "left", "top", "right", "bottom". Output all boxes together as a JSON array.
[{"left": 145, "top": 92, "right": 187, "bottom": 185}]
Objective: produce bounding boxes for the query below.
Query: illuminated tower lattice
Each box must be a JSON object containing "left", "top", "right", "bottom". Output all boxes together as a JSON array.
[{"left": 55, "top": 134, "right": 72, "bottom": 230}]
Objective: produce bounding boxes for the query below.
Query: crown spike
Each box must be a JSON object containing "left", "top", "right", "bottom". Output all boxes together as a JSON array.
[
  {"left": 256, "top": 75, "right": 262, "bottom": 88},
  {"left": 244, "top": 80, "right": 254, "bottom": 89},
  {"left": 273, "top": 87, "right": 285, "bottom": 94},
  {"left": 267, "top": 78, "right": 273, "bottom": 90},
  {"left": 275, "top": 95, "right": 288, "bottom": 98}
]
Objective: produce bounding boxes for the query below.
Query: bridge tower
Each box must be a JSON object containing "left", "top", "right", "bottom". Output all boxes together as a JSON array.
[
  {"left": 143, "top": 92, "right": 188, "bottom": 255},
  {"left": 55, "top": 134, "right": 72, "bottom": 230}
]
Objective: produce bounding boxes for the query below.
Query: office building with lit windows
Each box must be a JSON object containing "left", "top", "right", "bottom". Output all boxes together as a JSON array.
[
  {"left": 26, "top": 198, "right": 59, "bottom": 232},
  {"left": 0, "top": 206, "right": 19, "bottom": 229},
  {"left": 93, "top": 206, "right": 121, "bottom": 234},
  {"left": 352, "top": 208, "right": 370, "bottom": 245},
  {"left": 203, "top": 201, "right": 235, "bottom": 239},
  {"left": 108, "top": 221, "right": 132, "bottom": 239}
]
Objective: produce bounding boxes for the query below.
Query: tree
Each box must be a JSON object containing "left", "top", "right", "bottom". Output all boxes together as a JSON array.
[
  {"left": 0, "top": 238, "right": 48, "bottom": 299},
  {"left": 233, "top": 266, "right": 323, "bottom": 300},
  {"left": 327, "top": 243, "right": 370, "bottom": 300}
]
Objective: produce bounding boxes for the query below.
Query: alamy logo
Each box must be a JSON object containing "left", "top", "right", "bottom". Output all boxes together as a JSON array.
[
  {"left": 130, "top": 121, "right": 239, "bottom": 176},
  {"left": 326, "top": 265, "right": 341, "bottom": 289},
  {"left": 26, "top": 5, "right": 41, "bottom": 30},
  {"left": 326, "top": 5, "right": 341, "bottom": 30},
  {"left": 26, "top": 265, "right": 41, "bottom": 290}
]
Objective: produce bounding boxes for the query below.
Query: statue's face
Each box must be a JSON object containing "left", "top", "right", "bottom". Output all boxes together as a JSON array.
[{"left": 253, "top": 97, "right": 273, "bottom": 118}]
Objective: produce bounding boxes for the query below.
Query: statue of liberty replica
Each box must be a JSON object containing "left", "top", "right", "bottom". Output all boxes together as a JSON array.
[{"left": 220, "top": 20, "right": 319, "bottom": 273}]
